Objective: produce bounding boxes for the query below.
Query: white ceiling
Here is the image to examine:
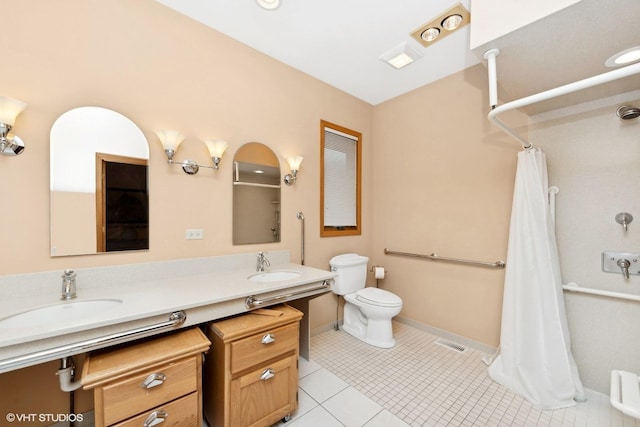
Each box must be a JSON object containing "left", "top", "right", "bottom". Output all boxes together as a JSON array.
[
  {"left": 472, "top": 0, "right": 640, "bottom": 115},
  {"left": 154, "top": 0, "right": 480, "bottom": 106},
  {"left": 155, "top": 0, "right": 640, "bottom": 112}
]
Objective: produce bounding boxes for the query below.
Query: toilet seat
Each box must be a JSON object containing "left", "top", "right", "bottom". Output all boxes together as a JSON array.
[{"left": 355, "top": 287, "right": 402, "bottom": 307}]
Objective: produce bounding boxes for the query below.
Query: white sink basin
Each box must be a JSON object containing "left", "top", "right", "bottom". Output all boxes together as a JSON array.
[
  {"left": 0, "top": 299, "right": 123, "bottom": 328},
  {"left": 248, "top": 271, "right": 302, "bottom": 283}
]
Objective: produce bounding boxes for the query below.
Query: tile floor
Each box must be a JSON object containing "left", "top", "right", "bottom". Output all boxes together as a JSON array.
[{"left": 274, "top": 321, "right": 639, "bottom": 427}]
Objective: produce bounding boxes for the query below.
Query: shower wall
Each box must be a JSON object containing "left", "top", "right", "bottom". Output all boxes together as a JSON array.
[{"left": 530, "top": 91, "right": 640, "bottom": 393}]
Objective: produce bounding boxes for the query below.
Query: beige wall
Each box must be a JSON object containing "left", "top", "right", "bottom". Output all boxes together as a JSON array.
[
  {"left": 0, "top": 0, "right": 528, "bottom": 422},
  {"left": 0, "top": 1, "right": 373, "bottom": 422},
  {"left": 371, "top": 66, "right": 522, "bottom": 346}
]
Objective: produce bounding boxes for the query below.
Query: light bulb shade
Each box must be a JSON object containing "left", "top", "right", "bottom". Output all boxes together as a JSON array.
[
  {"left": 441, "top": 14, "right": 463, "bottom": 31},
  {"left": 257, "top": 0, "right": 280, "bottom": 10},
  {"left": 0, "top": 96, "right": 27, "bottom": 127},
  {"left": 421, "top": 27, "right": 440, "bottom": 42},
  {"left": 156, "top": 130, "right": 185, "bottom": 151},
  {"left": 287, "top": 155, "right": 304, "bottom": 171},
  {"left": 205, "top": 139, "right": 229, "bottom": 158}
]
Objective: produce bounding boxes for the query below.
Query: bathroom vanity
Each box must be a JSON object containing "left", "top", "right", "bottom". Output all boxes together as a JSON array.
[
  {"left": 204, "top": 304, "right": 303, "bottom": 427},
  {"left": 81, "top": 327, "right": 211, "bottom": 427},
  {"left": 0, "top": 251, "right": 335, "bottom": 374}
]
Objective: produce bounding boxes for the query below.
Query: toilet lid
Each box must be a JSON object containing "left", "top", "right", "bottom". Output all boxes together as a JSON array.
[{"left": 356, "top": 287, "right": 402, "bottom": 307}]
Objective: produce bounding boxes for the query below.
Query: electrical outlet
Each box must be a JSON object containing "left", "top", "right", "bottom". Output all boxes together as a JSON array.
[{"left": 185, "top": 229, "right": 204, "bottom": 240}]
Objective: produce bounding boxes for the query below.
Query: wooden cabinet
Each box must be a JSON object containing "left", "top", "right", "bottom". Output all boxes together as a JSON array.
[
  {"left": 204, "top": 304, "right": 303, "bottom": 427},
  {"left": 82, "top": 328, "right": 211, "bottom": 427}
]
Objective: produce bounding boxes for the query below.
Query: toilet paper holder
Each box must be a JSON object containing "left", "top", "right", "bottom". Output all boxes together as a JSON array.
[{"left": 369, "top": 265, "right": 388, "bottom": 278}]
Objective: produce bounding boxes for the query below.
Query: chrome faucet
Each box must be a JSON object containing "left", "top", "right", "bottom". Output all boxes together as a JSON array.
[
  {"left": 256, "top": 252, "right": 270, "bottom": 272},
  {"left": 61, "top": 269, "right": 77, "bottom": 300}
]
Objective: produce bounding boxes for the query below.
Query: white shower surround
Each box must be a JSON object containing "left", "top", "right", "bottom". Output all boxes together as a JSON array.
[{"left": 529, "top": 91, "right": 640, "bottom": 394}]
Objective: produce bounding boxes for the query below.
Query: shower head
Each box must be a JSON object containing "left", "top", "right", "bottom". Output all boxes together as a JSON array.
[
  {"left": 296, "top": 212, "right": 304, "bottom": 220},
  {"left": 616, "top": 105, "right": 640, "bottom": 120}
]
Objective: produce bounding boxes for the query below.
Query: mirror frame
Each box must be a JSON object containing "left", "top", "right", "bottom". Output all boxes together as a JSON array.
[{"left": 320, "top": 120, "right": 362, "bottom": 237}]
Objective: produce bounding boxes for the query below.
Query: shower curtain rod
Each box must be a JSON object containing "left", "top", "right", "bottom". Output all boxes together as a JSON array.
[
  {"left": 384, "top": 248, "right": 505, "bottom": 269},
  {"left": 483, "top": 49, "right": 640, "bottom": 149}
]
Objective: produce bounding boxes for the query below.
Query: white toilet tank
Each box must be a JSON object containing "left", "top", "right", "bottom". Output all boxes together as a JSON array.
[{"left": 329, "top": 254, "right": 369, "bottom": 295}]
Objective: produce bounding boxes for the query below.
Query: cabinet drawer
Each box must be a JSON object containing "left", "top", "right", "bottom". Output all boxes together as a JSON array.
[
  {"left": 102, "top": 357, "right": 197, "bottom": 425},
  {"left": 231, "top": 323, "right": 298, "bottom": 374},
  {"left": 112, "top": 392, "right": 199, "bottom": 427}
]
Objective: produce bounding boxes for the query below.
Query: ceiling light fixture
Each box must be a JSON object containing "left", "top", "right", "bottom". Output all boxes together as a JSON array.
[
  {"left": 441, "top": 14, "right": 463, "bottom": 31},
  {"left": 605, "top": 46, "right": 640, "bottom": 67},
  {"left": 379, "top": 42, "right": 423, "bottom": 69},
  {"left": 257, "top": 0, "right": 280, "bottom": 10},
  {"left": 421, "top": 27, "right": 440, "bottom": 43},
  {"left": 411, "top": 3, "right": 470, "bottom": 48}
]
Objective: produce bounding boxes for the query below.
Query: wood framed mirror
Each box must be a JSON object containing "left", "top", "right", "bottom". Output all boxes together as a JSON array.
[{"left": 320, "top": 120, "right": 362, "bottom": 237}]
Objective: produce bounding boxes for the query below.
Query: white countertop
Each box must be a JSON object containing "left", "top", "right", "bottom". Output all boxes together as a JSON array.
[{"left": 0, "top": 252, "right": 335, "bottom": 373}]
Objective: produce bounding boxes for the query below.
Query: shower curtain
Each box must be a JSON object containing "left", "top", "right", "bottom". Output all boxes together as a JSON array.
[{"left": 488, "top": 148, "right": 585, "bottom": 410}]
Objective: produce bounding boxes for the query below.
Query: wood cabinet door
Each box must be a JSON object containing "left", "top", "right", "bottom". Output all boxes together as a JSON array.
[{"left": 229, "top": 355, "right": 298, "bottom": 427}]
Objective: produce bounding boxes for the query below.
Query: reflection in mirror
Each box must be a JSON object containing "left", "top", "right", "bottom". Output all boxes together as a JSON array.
[
  {"left": 50, "top": 107, "right": 149, "bottom": 256},
  {"left": 233, "top": 142, "right": 281, "bottom": 245},
  {"left": 320, "top": 120, "right": 362, "bottom": 237}
]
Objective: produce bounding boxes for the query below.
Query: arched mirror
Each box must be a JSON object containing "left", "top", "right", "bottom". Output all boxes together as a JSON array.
[
  {"left": 233, "top": 142, "right": 281, "bottom": 245},
  {"left": 50, "top": 107, "right": 149, "bottom": 256}
]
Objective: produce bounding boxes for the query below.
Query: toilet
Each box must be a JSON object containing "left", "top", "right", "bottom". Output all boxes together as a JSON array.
[{"left": 330, "top": 254, "right": 403, "bottom": 348}]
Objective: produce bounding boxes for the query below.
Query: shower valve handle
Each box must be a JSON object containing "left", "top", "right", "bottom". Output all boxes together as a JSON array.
[{"left": 617, "top": 259, "right": 631, "bottom": 279}]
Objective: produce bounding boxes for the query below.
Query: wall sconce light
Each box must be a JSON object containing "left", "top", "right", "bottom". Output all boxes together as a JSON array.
[
  {"left": 284, "top": 156, "right": 303, "bottom": 185},
  {"left": 156, "top": 130, "right": 227, "bottom": 175},
  {"left": 205, "top": 139, "right": 229, "bottom": 170},
  {"left": 0, "top": 96, "right": 28, "bottom": 156}
]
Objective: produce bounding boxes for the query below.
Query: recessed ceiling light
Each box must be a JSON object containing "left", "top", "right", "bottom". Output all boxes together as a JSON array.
[
  {"left": 421, "top": 27, "right": 440, "bottom": 42},
  {"left": 257, "top": 0, "right": 280, "bottom": 10},
  {"left": 379, "top": 42, "right": 423, "bottom": 69},
  {"left": 605, "top": 46, "right": 640, "bottom": 67},
  {"left": 441, "top": 14, "right": 463, "bottom": 31},
  {"left": 411, "top": 3, "right": 470, "bottom": 48}
]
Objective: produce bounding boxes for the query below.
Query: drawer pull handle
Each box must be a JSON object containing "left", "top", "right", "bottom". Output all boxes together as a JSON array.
[
  {"left": 261, "top": 333, "right": 276, "bottom": 344},
  {"left": 260, "top": 368, "right": 275, "bottom": 381},
  {"left": 143, "top": 410, "right": 167, "bottom": 427},
  {"left": 141, "top": 373, "right": 166, "bottom": 389}
]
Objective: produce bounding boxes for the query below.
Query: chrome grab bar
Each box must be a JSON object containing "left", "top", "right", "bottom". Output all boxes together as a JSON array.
[
  {"left": 245, "top": 281, "right": 331, "bottom": 309},
  {"left": 384, "top": 248, "right": 505, "bottom": 269},
  {"left": 0, "top": 311, "right": 186, "bottom": 374}
]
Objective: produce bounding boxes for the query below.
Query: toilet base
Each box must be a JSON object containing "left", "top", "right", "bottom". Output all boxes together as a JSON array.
[
  {"left": 342, "top": 323, "right": 396, "bottom": 348},
  {"left": 342, "top": 302, "right": 397, "bottom": 349}
]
